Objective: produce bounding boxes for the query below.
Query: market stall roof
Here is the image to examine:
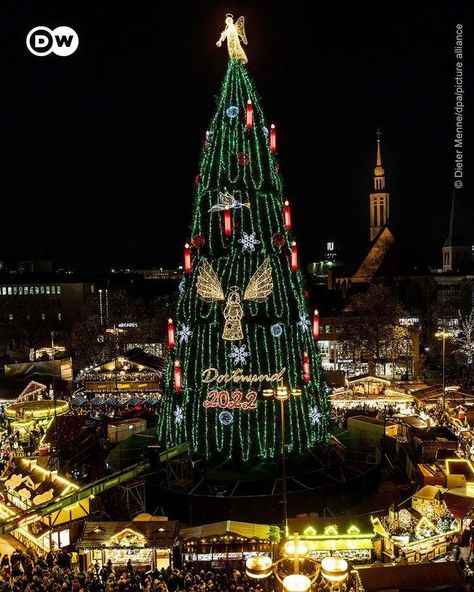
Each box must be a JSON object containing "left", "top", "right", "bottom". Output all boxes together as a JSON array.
[
  {"left": 288, "top": 515, "right": 375, "bottom": 538},
  {"left": 444, "top": 490, "right": 474, "bottom": 520},
  {"left": 347, "top": 374, "right": 391, "bottom": 386},
  {"left": 413, "top": 485, "right": 447, "bottom": 501},
  {"left": 356, "top": 562, "right": 466, "bottom": 592},
  {"left": 179, "top": 520, "right": 271, "bottom": 542},
  {"left": 79, "top": 518, "right": 178, "bottom": 549}
]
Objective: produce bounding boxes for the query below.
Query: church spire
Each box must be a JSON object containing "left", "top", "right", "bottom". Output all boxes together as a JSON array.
[
  {"left": 369, "top": 128, "right": 390, "bottom": 241},
  {"left": 374, "top": 127, "right": 385, "bottom": 190}
]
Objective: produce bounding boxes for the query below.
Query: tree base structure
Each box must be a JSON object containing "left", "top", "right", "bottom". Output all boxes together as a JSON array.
[{"left": 149, "top": 439, "right": 381, "bottom": 525}]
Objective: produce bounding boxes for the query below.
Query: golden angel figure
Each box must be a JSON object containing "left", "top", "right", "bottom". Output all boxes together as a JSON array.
[
  {"left": 216, "top": 14, "right": 248, "bottom": 64},
  {"left": 196, "top": 259, "right": 273, "bottom": 340}
]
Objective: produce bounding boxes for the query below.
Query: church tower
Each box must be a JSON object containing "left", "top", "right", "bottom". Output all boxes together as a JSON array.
[
  {"left": 369, "top": 129, "right": 390, "bottom": 241},
  {"left": 442, "top": 191, "right": 474, "bottom": 272}
]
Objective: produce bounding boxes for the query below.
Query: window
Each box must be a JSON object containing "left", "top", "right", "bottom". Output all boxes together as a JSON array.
[
  {"left": 57, "top": 313, "right": 62, "bottom": 321},
  {"left": 57, "top": 286, "right": 61, "bottom": 294},
  {"left": 18, "top": 287, "right": 23, "bottom": 295},
  {"left": 40, "top": 286, "right": 45, "bottom": 294},
  {"left": 8, "top": 314, "right": 13, "bottom": 321},
  {"left": 12, "top": 287, "right": 17, "bottom": 295},
  {"left": 46, "top": 286, "right": 50, "bottom": 295},
  {"left": 24, "top": 287, "right": 29, "bottom": 295},
  {"left": 7, "top": 287, "right": 11, "bottom": 296},
  {"left": 51, "top": 286, "right": 56, "bottom": 294},
  {"left": 34, "top": 286, "right": 39, "bottom": 295},
  {"left": 1, "top": 288, "right": 6, "bottom": 295},
  {"left": 41, "top": 313, "right": 45, "bottom": 320}
]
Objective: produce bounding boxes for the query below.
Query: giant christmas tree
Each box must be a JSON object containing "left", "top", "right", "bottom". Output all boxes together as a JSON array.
[{"left": 158, "top": 16, "right": 329, "bottom": 463}]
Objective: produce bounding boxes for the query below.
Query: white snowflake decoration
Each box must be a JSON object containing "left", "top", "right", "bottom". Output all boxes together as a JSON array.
[
  {"left": 309, "top": 406, "right": 322, "bottom": 425},
  {"left": 177, "top": 324, "right": 192, "bottom": 344},
  {"left": 178, "top": 279, "right": 186, "bottom": 294},
  {"left": 297, "top": 313, "right": 311, "bottom": 332},
  {"left": 174, "top": 405, "right": 184, "bottom": 424},
  {"left": 238, "top": 232, "right": 261, "bottom": 252},
  {"left": 228, "top": 344, "right": 251, "bottom": 366}
]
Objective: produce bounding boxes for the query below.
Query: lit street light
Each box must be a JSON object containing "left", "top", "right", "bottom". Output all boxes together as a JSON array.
[
  {"left": 435, "top": 328, "right": 453, "bottom": 410},
  {"left": 262, "top": 383, "right": 302, "bottom": 532}
]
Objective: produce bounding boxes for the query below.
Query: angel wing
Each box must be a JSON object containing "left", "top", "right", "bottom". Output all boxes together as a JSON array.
[
  {"left": 235, "top": 16, "right": 248, "bottom": 45},
  {"left": 243, "top": 259, "right": 273, "bottom": 302},
  {"left": 196, "top": 259, "right": 225, "bottom": 302}
]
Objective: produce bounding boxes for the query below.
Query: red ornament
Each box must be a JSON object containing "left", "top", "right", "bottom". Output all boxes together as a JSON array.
[
  {"left": 303, "top": 351, "right": 310, "bottom": 384},
  {"left": 272, "top": 233, "right": 286, "bottom": 248},
  {"left": 184, "top": 243, "right": 191, "bottom": 274},
  {"left": 174, "top": 360, "right": 182, "bottom": 393},
  {"left": 291, "top": 241, "right": 298, "bottom": 271},
  {"left": 191, "top": 234, "right": 206, "bottom": 249},
  {"left": 168, "top": 318, "right": 175, "bottom": 349},
  {"left": 270, "top": 123, "right": 277, "bottom": 153},
  {"left": 312, "top": 309, "right": 320, "bottom": 341},
  {"left": 224, "top": 208, "right": 232, "bottom": 237},
  {"left": 246, "top": 99, "right": 253, "bottom": 129},
  {"left": 237, "top": 152, "right": 251, "bottom": 166},
  {"left": 194, "top": 175, "right": 201, "bottom": 186},
  {"left": 284, "top": 200, "right": 292, "bottom": 231}
]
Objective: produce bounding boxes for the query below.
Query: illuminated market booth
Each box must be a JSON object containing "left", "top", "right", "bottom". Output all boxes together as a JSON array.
[
  {"left": 4, "top": 391, "right": 69, "bottom": 447},
  {"left": 78, "top": 514, "right": 178, "bottom": 571},
  {"left": 75, "top": 351, "right": 164, "bottom": 406},
  {"left": 371, "top": 485, "right": 460, "bottom": 563},
  {"left": 0, "top": 457, "right": 89, "bottom": 554},
  {"left": 288, "top": 515, "right": 377, "bottom": 564},
  {"left": 179, "top": 521, "right": 273, "bottom": 567},
  {"left": 330, "top": 375, "right": 414, "bottom": 413}
]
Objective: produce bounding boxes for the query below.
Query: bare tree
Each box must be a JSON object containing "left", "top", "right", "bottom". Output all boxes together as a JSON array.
[
  {"left": 453, "top": 309, "right": 474, "bottom": 367},
  {"left": 340, "top": 284, "right": 408, "bottom": 375}
]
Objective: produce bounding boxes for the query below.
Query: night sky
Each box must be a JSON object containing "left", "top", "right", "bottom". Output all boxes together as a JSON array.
[{"left": 0, "top": 0, "right": 472, "bottom": 269}]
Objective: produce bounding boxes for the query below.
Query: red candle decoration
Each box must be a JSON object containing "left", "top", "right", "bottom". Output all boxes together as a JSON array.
[
  {"left": 224, "top": 208, "right": 232, "bottom": 237},
  {"left": 312, "top": 309, "right": 320, "bottom": 341},
  {"left": 270, "top": 123, "right": 276, "bottom": 153},
  {"left": 246, "top": 99, "right": 253, "bottom": 129},
  {"left": 174, "top": 360, "right": 182, "bottom": 393},
  {"left": 167, "top": 318, "right": 175, "bottom": 349},
  {"left": 303, "top": 351, "right": 310, "bottom": 384},
  {"left": 284, "top": 200, "right": 292, "bottom": 231},
  {"left": 291, "top": 241, "right": 298, "bottom": 271},
  {"left": 184, "top": 243, "right": 191, "bottom": 274}
]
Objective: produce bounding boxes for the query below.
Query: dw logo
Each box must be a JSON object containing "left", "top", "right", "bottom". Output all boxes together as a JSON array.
[{"left": 26, "top": 26, "right": 79, "bottom": 57}]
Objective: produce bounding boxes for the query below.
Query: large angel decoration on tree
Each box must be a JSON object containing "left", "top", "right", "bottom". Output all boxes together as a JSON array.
[
  {"left": 197, "top": 259, "right": 273, "bottom": 340},
  {"left": 216, "top": 14, "right": 248, "bottom": 64}
]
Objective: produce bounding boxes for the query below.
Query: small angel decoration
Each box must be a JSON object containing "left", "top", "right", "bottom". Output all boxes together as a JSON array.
[
  {"left": 216, "top": 14, "right": 248, "bottom": 64},
  {"left": 197, "top": 258, "right": 273, "bottom": 340}
]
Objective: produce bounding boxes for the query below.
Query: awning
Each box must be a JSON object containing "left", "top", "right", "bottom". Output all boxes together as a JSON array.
[
  {"left": 145, "top": 397, "right": 160, "bottom": 406},
  {"left": 72, "top": 394, "right": 87, "bottom": 405},
  {"left": 91, "top": 397, "right": 105, "bottom": 406},
  {"left": 308, "top": 539, "right": 373, "bottom": 551},
  {"left": 105, "top": 396, "right": 118, "bottom": 406}
]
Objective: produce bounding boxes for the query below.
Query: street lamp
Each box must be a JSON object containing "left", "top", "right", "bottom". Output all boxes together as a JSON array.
[
  {"left": 263, "top": 383, "right": 302, "bottom": 532},
  {"left": 246, "top": 533, "right": 318, "bottom": 592},
  {"left": 37, "top": 333, "right": 66, "bottom": 456},
  {"left": 435, "top": 329, "right": 453, "bottom": 410}
]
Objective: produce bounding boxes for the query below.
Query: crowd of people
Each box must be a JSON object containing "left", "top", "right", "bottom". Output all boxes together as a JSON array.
[{"left": 0, "top": 551, "right": 358, "bottom": 592}]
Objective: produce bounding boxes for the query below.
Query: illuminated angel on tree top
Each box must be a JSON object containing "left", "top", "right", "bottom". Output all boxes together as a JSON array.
[{"left": 216, "top": 14, "right": 248, "bottom": 64}]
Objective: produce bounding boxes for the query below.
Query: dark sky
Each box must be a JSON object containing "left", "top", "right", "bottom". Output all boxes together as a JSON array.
[{"left": 0, "top": 0, "right": 472, "bottom": 269}]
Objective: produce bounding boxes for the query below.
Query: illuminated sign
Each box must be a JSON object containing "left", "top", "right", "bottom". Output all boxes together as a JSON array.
[{"left": 202, "top": 367, "right": 286, "bottom": 385}]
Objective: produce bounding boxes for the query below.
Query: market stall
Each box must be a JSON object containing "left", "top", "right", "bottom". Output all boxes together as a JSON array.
[
  {"left": 78, "top": 514, "right": 178, "bottom": 571},
  {"left": 179, "top": 521, "right": 273, "bottom": 567},
  {"left": 288, "top": 515, "right": 377, "bottom": 564}
]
